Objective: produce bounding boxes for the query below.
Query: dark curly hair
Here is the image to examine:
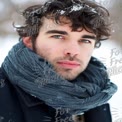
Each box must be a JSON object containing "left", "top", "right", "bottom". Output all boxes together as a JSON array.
[{"left": 14, "top": 0, "right": 111, "bottom": 48}]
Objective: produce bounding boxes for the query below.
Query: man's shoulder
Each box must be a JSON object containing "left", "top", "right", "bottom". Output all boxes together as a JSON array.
[
  {"left": 0, "top": 68, "right": 26, "bottom": 121},
  {"left": 84, "top": 104, "right": 112, "bottom": 122},
  {"left": 0, "top": 67, "right": 7, "bottom": 89},
  {"left": 0, "top": 67, "right": 17, "bottom": 104},
  {"left": 0, "top": 68, "right": 11, "bottom": 90},
  {"left": 0, "top": 67, "right": 14, "bottom": 96}
]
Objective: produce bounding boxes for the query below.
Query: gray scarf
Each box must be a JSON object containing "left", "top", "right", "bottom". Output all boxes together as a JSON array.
[{"left": 2, "top": 41, "right": 117, "bottom": 115}]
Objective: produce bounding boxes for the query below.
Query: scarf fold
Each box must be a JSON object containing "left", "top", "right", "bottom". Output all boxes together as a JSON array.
[{"left": 2, "top": 41, "right": 117, "bottom": 115}]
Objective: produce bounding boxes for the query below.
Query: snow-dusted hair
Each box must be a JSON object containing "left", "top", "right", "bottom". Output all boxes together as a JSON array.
[{"left": 15, "top": 0, "right": 111, "bottom": 47}]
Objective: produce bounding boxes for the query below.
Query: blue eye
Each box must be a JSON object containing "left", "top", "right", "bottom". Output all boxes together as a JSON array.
[
  {"left": 51, "top": 35, "right": 63, "bottom": 39},
  {"left": 79, "top": 39, "right": 91, "bottom": 44}
]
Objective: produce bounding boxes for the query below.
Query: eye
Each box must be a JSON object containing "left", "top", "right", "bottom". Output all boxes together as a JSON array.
[
  {"left": 51, "top": 35, "right": 64, "bottom": 39},
  {"left": 79, "top": 39, "right": 91, "bottom": 44}
]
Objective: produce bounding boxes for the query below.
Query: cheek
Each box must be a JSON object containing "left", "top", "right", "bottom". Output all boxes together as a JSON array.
[
  {"left": 36, "top": 44, "right": 60, "bottom": 60},
  {"left": 79, "top": 48, "right": 94, "bottom": 65},
  {"left": 37, "top": 45, "right": 51, "bottom": 55},
  {"left": 81, "top": 47, "right": 94, "bottom": 57},
  {"left": 87, "top": 50, "right": 94, "bottom": 57},
  {"left": 41, "top": 44, "right": 59, "bottom": 53}
]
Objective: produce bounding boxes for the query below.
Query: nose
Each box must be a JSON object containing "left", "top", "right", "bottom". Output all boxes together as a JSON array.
[{"left": 63, "top": 42, "right": 80, "bottom": 57}]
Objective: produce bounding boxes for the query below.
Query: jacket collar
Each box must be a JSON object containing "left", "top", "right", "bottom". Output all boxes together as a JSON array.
[
  {"left": 14, "top": 85, "right": 56, "bottom": 117},
  {"left": 14, "top": 85, "right": 45, "bottom": 107}
]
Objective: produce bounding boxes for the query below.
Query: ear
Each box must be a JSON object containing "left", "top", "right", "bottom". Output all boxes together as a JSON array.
[{"left": 22, "top": 37, "right": 33, "bottom": 49}]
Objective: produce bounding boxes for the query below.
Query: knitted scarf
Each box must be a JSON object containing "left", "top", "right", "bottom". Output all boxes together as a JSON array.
[{"left": 2, "top": 41, "right": 117, "bottom": 115}]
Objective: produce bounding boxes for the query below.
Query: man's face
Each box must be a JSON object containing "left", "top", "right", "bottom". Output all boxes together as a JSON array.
[{"left": 30, "top": 18, "right": 96, "bottom": 80}]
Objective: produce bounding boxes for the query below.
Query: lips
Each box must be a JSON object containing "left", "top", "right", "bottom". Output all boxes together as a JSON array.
[{"left": 57, "top": 60, "right": 80, "bottom": 69}]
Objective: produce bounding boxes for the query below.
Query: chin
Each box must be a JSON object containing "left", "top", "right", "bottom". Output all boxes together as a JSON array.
[{"left": 58, "top": 71, "right": 80, "bottom": 80}]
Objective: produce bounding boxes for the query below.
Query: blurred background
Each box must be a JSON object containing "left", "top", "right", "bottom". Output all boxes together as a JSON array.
[{"left": 0, "top": 0, "right": 122, "bottom": 121}]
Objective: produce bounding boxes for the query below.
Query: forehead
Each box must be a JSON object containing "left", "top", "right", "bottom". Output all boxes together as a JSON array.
[
  {"left": 40, "top": 17, "right": 96, "bottom": 36},
  {"left": 40, "top": 17, "right": 72, "bottom": 31}
]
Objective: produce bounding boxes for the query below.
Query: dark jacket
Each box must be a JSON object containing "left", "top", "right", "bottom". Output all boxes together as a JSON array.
[{"left": 0, "top": 68, "right": 112, "bottom": 122}]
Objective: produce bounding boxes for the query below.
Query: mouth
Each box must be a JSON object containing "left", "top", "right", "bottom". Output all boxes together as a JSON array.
[{"left": 57, "top": 60, "right": 80, "bottom": 69}]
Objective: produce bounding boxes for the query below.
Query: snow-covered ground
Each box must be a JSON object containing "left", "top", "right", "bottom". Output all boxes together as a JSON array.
[{"left": 0, "top": 36, "right": 122, "bottom": 122}]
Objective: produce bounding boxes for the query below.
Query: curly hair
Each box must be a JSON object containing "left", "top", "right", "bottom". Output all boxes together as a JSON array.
[{"left": 14, "top": 0, "right": 111, "bottom": 48}]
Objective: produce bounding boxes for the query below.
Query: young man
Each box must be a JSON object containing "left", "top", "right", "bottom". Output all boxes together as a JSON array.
[{"left": 0, "top": 0, "right": 117, "bottom": 122}]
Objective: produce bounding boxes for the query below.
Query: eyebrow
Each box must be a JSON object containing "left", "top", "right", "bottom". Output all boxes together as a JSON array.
[
  {"left": 82, "top": 35, "right": 96, "bottom": 40},
  {"left": 45, "top": 30, "right": 68, "bottom": 35}
]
